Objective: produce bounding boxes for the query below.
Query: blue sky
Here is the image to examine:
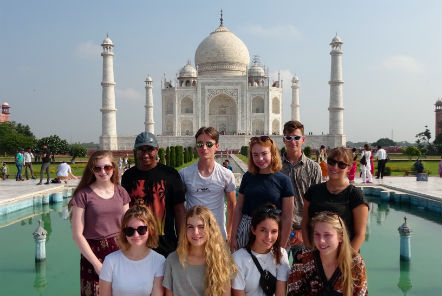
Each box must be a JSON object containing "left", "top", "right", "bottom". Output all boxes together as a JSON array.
[{"left": 1, "top": 0, "right": 440, "bottom": 144}]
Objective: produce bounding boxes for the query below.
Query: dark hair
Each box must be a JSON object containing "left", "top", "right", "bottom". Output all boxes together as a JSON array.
[
  {"left": 283, "top": 120, "right": 304, "bottom": 136},
  {"left": 195, "top": 127, "right": 219, "bottom": 144},
  {"left": 328, "top": 147, "right": 353, "bottom": 166},
  {"left": 246, "top": 204, "right": 282, "bottom": 264}
]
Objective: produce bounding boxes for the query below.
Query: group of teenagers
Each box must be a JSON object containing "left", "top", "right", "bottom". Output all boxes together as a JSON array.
[{"left": 70, "top": 120, "right": 369, "bottom": 296}]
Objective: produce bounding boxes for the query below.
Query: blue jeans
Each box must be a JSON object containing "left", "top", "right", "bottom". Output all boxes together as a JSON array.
[{"left": 16, "top": 164, "right": 23, "bottom": 180}]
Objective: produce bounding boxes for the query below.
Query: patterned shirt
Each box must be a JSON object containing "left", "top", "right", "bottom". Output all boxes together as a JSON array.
[
  {"left": 281, "top": 153, "right": 322, "bottom": 229},
  {"left": 288, "top": 250, "right": 368, "bottom": 296}
]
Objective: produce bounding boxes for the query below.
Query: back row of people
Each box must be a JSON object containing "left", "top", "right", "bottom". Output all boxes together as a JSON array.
[{"left": 70, "top": 120, "right": 368, "bottom": 296}]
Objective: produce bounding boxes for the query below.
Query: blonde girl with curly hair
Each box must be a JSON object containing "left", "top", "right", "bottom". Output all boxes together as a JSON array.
[
  {"left": 99, "top": 200, "right": 165, "bottom": 295},
  {"left": 163, "top": 205, "right": 237, "bottom": 296},
  {"left": 230, "top": 136, "right": 294, "bottom": 252},
  {"left": 288, "top": 211, "right": 368, "bottom": 295}
]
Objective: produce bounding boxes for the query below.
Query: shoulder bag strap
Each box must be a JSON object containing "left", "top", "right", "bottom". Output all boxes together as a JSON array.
[{"left": 246, "top": 248, "right": 265, "bottom": 275}]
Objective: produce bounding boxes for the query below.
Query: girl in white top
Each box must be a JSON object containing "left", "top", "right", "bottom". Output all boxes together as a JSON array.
[
  {"left": 360, "top": 144, "right": 373, "bottom": 183},
  {"left": 232, "top": 204, "right": 290, "bottom": 296},
  {"left": 99, "top": 201, "right": 165, "bottom": 296}
]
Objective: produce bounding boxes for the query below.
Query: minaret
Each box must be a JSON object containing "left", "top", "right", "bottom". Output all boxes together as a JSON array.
[
  {"left": 144, "top": 75, "right": 155, "bottom": 134},
  {"left": 291, "top": 75, "right": 300, "bottom": 121},
  {"left": 328, "top": 34, "right": 344, "bottom": 135},
  {"left": 435, "top": 99, "right": 442, "bottom": 137},
  {"left": 100, "top": 35, "right": 118, "bottom": 150}
]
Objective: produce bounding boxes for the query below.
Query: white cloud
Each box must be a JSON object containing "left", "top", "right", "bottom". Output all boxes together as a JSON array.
[
  {"left": 73, "top": 41, "right": 101, "bottom": 59},
  {"left": 116, "top": 88, "right": 143, "bottom": 101},
  {"left": 241, "top": 24, "right": 301, "bottom": 38},
  {"left": 381, "top": 55, "right": 425, "bottom": 74}
]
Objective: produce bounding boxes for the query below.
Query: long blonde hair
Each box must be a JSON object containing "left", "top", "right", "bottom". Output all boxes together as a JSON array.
[
  {"left": 177, "top": 206, "right": 237, "bottom": 296},
  {"left": 311, "top": 212, "right": 355, "bottom": 296}
]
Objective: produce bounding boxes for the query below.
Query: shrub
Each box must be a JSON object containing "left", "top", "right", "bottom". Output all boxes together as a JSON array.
[
  {"left": 169, "top": 146, "right": 176, "bottom": 167},
  {"left": 280, "top": 146, "right": 286, "bottom": 156},
  {"left": 240, "top": 146, "right": 248, "bottom": 157},
  {"left": 158, "top": 147, "right": 165, "bottom": 164},
  {"left": 304, "top": 146, "right": 311, "bottom": 158},
  {"left": 176, "top": 146, "right": 183, "bottom": 167}
]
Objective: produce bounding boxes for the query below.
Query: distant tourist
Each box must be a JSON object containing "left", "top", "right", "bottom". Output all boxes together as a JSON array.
[
  {"left": 414, "top": 159, "right": 424, "bottom": 174},
  {"left": 375, "top": 145, "right": 388, "bottom": 179},
  {"left": 439, "top": 155, "right": 442, "bottom": 178},
  {"left": 302, "top": 147, "right": 369, "bottom": 252},
  {"left": 360, "top": 144, "right": 373, "bottom": 183},
  {"left": 162, "top": 205, "right": 237, "bottom": 296},
  {"left": 23, "top": 148, "right": 36, "bottom": 180},
  {"left": 2, "top": 162, "right": 8, "bottom": 180},
  {"left": 223, "top": 159, "right": 233, "bottom": 172},
  {"left": 318, "top": 145, "right": 328, "bottom": 181},
  {"left": 280, "top": 120, "right": 321, "bottom": 261},
  {"left": 121, "top": 131, "right": 186, "bottom": 257},
  {"left": 288, "top": 211, "right": 368, "bottom": 295},
  {"left": 37, "top": 144, "right": 51, "bottom": 185},
  {"left": 56, "top": 161, "right": 79, "bottom": 183},
  {"left": 99, "top": 201, "right": 165, "bottom": 296},
  {"left": 15, "top": 148, "right": 24, "bottom": 181},
  {"left": 179, "top": 127, "right": 236, "bottom": 240},
  {"left": 347, "top": 148, "right": 358, "bottom": 184},
  {"left": 70, "top": 151, "right": 130, "bottom": 296},
  {"left": 230, "top": 135, "right": 294, "bottom": 252}
]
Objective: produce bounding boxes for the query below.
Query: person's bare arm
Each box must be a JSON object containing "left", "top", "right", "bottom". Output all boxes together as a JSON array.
[
  {"left": 232, "top": 289, "right": 246, "bottom": 296},
  {"left": 351, "top": 204, "right": 369, "bottom": 251},
  {"left": 229, "top": 193, "right": 245, "bottom": 252},
  {"left": 301, "top": 199, "right": 312, "bottom": 249},
  {"left": 174, "top": 202, "right": 186, "bottom": 236},
  {"left": 151, "top": 276, "right": 165, "bottom": 296},
  {"left": 221, "top": 281, "right": 232, "bottom": 296},
  {"left": 226, "top": 190, "right": 236, "bottom": 240},
  {"left": 71, "top": 206, "right": 102, "bottom": 274},
  {"left": 98, "top": 279, "right": 112, "bottom": 296},
  {"left": 165, "top": 288, "right": 174, "bottom": 296},
  {"left": 275, "top": 280, "right": 287, "bottom": 296},
  {"left": 280, "top": 197, "right": 294, "bottom": 247}
]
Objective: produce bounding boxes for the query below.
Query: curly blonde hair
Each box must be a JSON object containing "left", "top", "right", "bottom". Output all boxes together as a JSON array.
[
  {"left": 177, "top": 206, "right": 237, "bottom": 296},
  {"left": 311, "top": 211, "right": 356, "bottom": 296},
  {"left": 248, "top": 136, "right": 282, "bottom": 175},
  {"left": 117, "top": 200, "right": 159, "bottom": 251}
]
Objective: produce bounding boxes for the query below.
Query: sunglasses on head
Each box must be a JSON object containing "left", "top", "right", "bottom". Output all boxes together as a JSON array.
[
  {"left": 258, "top": 207, "right": 282, "bottom": 215},
  {"left": 250, "top": 136, "right": 273, "bottom": 143},
  {"left": 284, "top": 135, "right": 303, "bottom": 141},
  {"left": 123, "top": 226, "right": 148, "bottom": 237},
  {"left": 314, "top": 211, "right": 344, "bottom": 228},
  {"left": 327, "top": 158, "right": 349, "bottom": 169},
  {"left": 92, "top": 165, "right": 113, "bottom": 173},
  {"left": 196, "top": 141, "right": 215, "bottom": 148}
]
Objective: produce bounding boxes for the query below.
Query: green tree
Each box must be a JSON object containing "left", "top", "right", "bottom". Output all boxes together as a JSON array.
[
  {"left": 176, "top": 146, "right": 183, "bottom": 166},
  {"left": 158, "top": 147, "right": 166, "bottom": 164},
  {"left": 0, "top": 122, "right": 36, "bottom": 154},
  {"left": 402, "top": 146, "right": 422, "bottom": 160},
  {"left": 37, "top": 135, "right": 69, "bottom": 154},
  {"left": 372, "top": 138, "right": 396, "bottom": 147},
  {"left": 433, "top": 133, "right": 442, "bottom": 145},
  {"left": 169, "top": 146, "right": 176, "bottom": 167},
  {"left": 165, "top": 147, "right": 170, "bottom": 166},
  {"left": 193, "top": 147, "right": 198, "bottom": 159},
  {"left": 69, "top": 143, "right": 87, "bottom": 163},
  {"left": 304, "top": 146, "right": 311, "bottom": 158},
  {"left": 187, "top": 146, "right": 193, "bottom": 162},
  {"left": 240, "top": 146, "right": 248, "bottom": 157},
  {"left": 415, "top": 125, "right": 431, "bottom": 148},
  {"left": 280, "top": 146, "right": 286, "bottom": 156}
]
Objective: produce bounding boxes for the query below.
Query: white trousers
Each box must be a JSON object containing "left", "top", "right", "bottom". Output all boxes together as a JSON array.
[{"left": 360, "top": 164, "right": 373, "bottom": 183}]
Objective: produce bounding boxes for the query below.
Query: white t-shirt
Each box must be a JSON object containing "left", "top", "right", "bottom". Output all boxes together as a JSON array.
[
  {"left": 232, "top": 248, "right": 290, "bottom": 296},
  {"left": 56, "top": 162, "right": 71, "bottom": 177},
  {"left": 100, "top": 249, "right": 165, "bottom": 296},
  {"left": 179, "top": 161, "right": 236, "bottom": 239}
]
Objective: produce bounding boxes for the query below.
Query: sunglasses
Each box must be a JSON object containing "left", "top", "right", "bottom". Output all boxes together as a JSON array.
[
  {"left": 196, "top": 141, "right": 215, "bottom": 148},
  {"left": 258, "top": 207, "right": 282, "bottom": 215},
  {"left": 284, "top": 135, "right": 303, "bottom": 141},
  {"left": 250, "top": 136, "right": 273, "bottom": 143},
  {"left": 92, "top": 165, "right": 113, "bottom": 173},
  {"left": 123, "top": 226, "right": 148, "bottom": 237},
  {"left": 327, "top": 158, "right": 349, "bottom": 169}
]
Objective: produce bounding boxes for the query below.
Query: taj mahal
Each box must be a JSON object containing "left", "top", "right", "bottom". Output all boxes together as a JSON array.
[{"left": 99, "top": 15, "right": 346, "bottom": 151}]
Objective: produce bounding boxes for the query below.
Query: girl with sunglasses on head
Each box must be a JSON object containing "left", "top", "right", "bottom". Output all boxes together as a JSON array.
[
  {"left": 99, "top": 200, "right": 165, "bottom": 296},
  {"left": 163, "top": 205, "right": 237, "bottom": 296},
  {"left": 70, "top": 151, "right": 131, "bottom": 296},
  {"left": 230, "top": 136, "right": 294, "bottom": 253},
  {"left": 301, "top": 147, "right": 368, "bottom": 252},
  {"left": 232, "top": 204, "right": 290, "bottom": 296},
  {"left": 288, "top": 211, "right": 367, "bottom": 295}
]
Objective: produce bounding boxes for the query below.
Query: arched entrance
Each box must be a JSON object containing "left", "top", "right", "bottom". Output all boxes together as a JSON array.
[{"left": 208, "top": 94, "right": 237, "bottom": 134}]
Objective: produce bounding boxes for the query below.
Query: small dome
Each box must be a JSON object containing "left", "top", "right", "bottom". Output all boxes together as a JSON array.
[
  {"left": 179, "top": 63, "right": 197, "bottom": 78},
  {"left": 331, "top": 34, "right": 343, "bottom": 44},
  {"left": 291, "top": 75, "right": 299, "bottom": 83},
  {"left": 2, "top": 102, "right": 9, "bottom": 106},
  {"left": 102, "top": 35, "right": 113, "bottom": 46},
  {"left": 436, "top": 99, "right": 442, "bottom": 106},
  {"left": 195, "top": 24, "right": 250, "bottom": 76},
  {"left": 145, "top": 76, "right": 152, "bottom": 82},
  {"left": 248, "top": 64, "right": 265, "bottom": 77}
]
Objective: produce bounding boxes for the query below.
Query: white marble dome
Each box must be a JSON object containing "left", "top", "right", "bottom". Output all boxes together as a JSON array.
[
  {"left": 248, "top": 64, "right": 265, "bottom": 77},
  {"left": 2, "top": 102, "right": 9, "bottom": 106},
  {"left": 195, "top": 25, "right": 250, "bottom": 76},
  {"left": 331, "top": 34, "right": 343, "bottom": 44},
  {"left": 179, "top": 63, "right": 197, "bottom": 77}
]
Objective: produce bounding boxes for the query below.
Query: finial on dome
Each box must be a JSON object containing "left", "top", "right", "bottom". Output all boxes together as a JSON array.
[{"left": 220, "top": 9, "right": 223, "bottom": 26}]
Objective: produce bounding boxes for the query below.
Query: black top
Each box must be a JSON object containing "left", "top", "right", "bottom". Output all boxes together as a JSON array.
[
  {"left": 41, "top": 148, "right": 51, "bottom": 163},
  {"left": 121, "top": 163, "right": 186, "bottom": 257},
  {"left": 305, "top": 183, "right": 368, "bottom": 240}
]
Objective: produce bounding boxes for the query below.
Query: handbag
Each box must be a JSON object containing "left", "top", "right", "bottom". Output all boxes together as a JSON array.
[
  {"left": 360, "top": 154, "right": 367, "bottom": 165},
  {"left": 246, "top": 248, "right": 277, "bottom": 296}
]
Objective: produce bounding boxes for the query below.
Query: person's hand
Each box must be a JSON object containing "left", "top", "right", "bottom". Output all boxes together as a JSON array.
[
  {"left": 229, "top": 236, "right": 238, "bottom": 253},
  {"left": 289, "top": 229, "right": 303, "bottom": 246}
]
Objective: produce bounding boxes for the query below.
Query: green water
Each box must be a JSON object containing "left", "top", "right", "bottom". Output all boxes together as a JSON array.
[{"left": 0, "top": 196, "right": 441, "bottom": 295}]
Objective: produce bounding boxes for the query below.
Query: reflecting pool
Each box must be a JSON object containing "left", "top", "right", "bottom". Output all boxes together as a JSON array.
[{"left": 0, "top": 195, "right": 441, "bottom": 295}]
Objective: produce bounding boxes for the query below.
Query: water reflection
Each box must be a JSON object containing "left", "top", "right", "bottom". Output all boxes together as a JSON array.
[
  {"left": 34, "top": 261, "right": 47, "bottom": 294},
  {"left": 397, "top": 260, "right": 412, "bottom": 295}
]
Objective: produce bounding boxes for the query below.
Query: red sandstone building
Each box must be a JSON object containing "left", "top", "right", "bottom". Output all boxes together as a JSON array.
[
  {"left": 436, "top": 99, "right": 442, "bottom": 137},
  {"left": 0, "top": 102, "right": 10, "bottom": 123}
]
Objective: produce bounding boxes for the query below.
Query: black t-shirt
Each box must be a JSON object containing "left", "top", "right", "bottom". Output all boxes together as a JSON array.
[
  {"left": 42, "top": 148, "right": 51, "bottom": 163},
  {"left": 305, "top": 183, "right": 368, "bottom": 240},
  {"left": 121, "top": 163, "right": 186, "bottom": 257}
]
